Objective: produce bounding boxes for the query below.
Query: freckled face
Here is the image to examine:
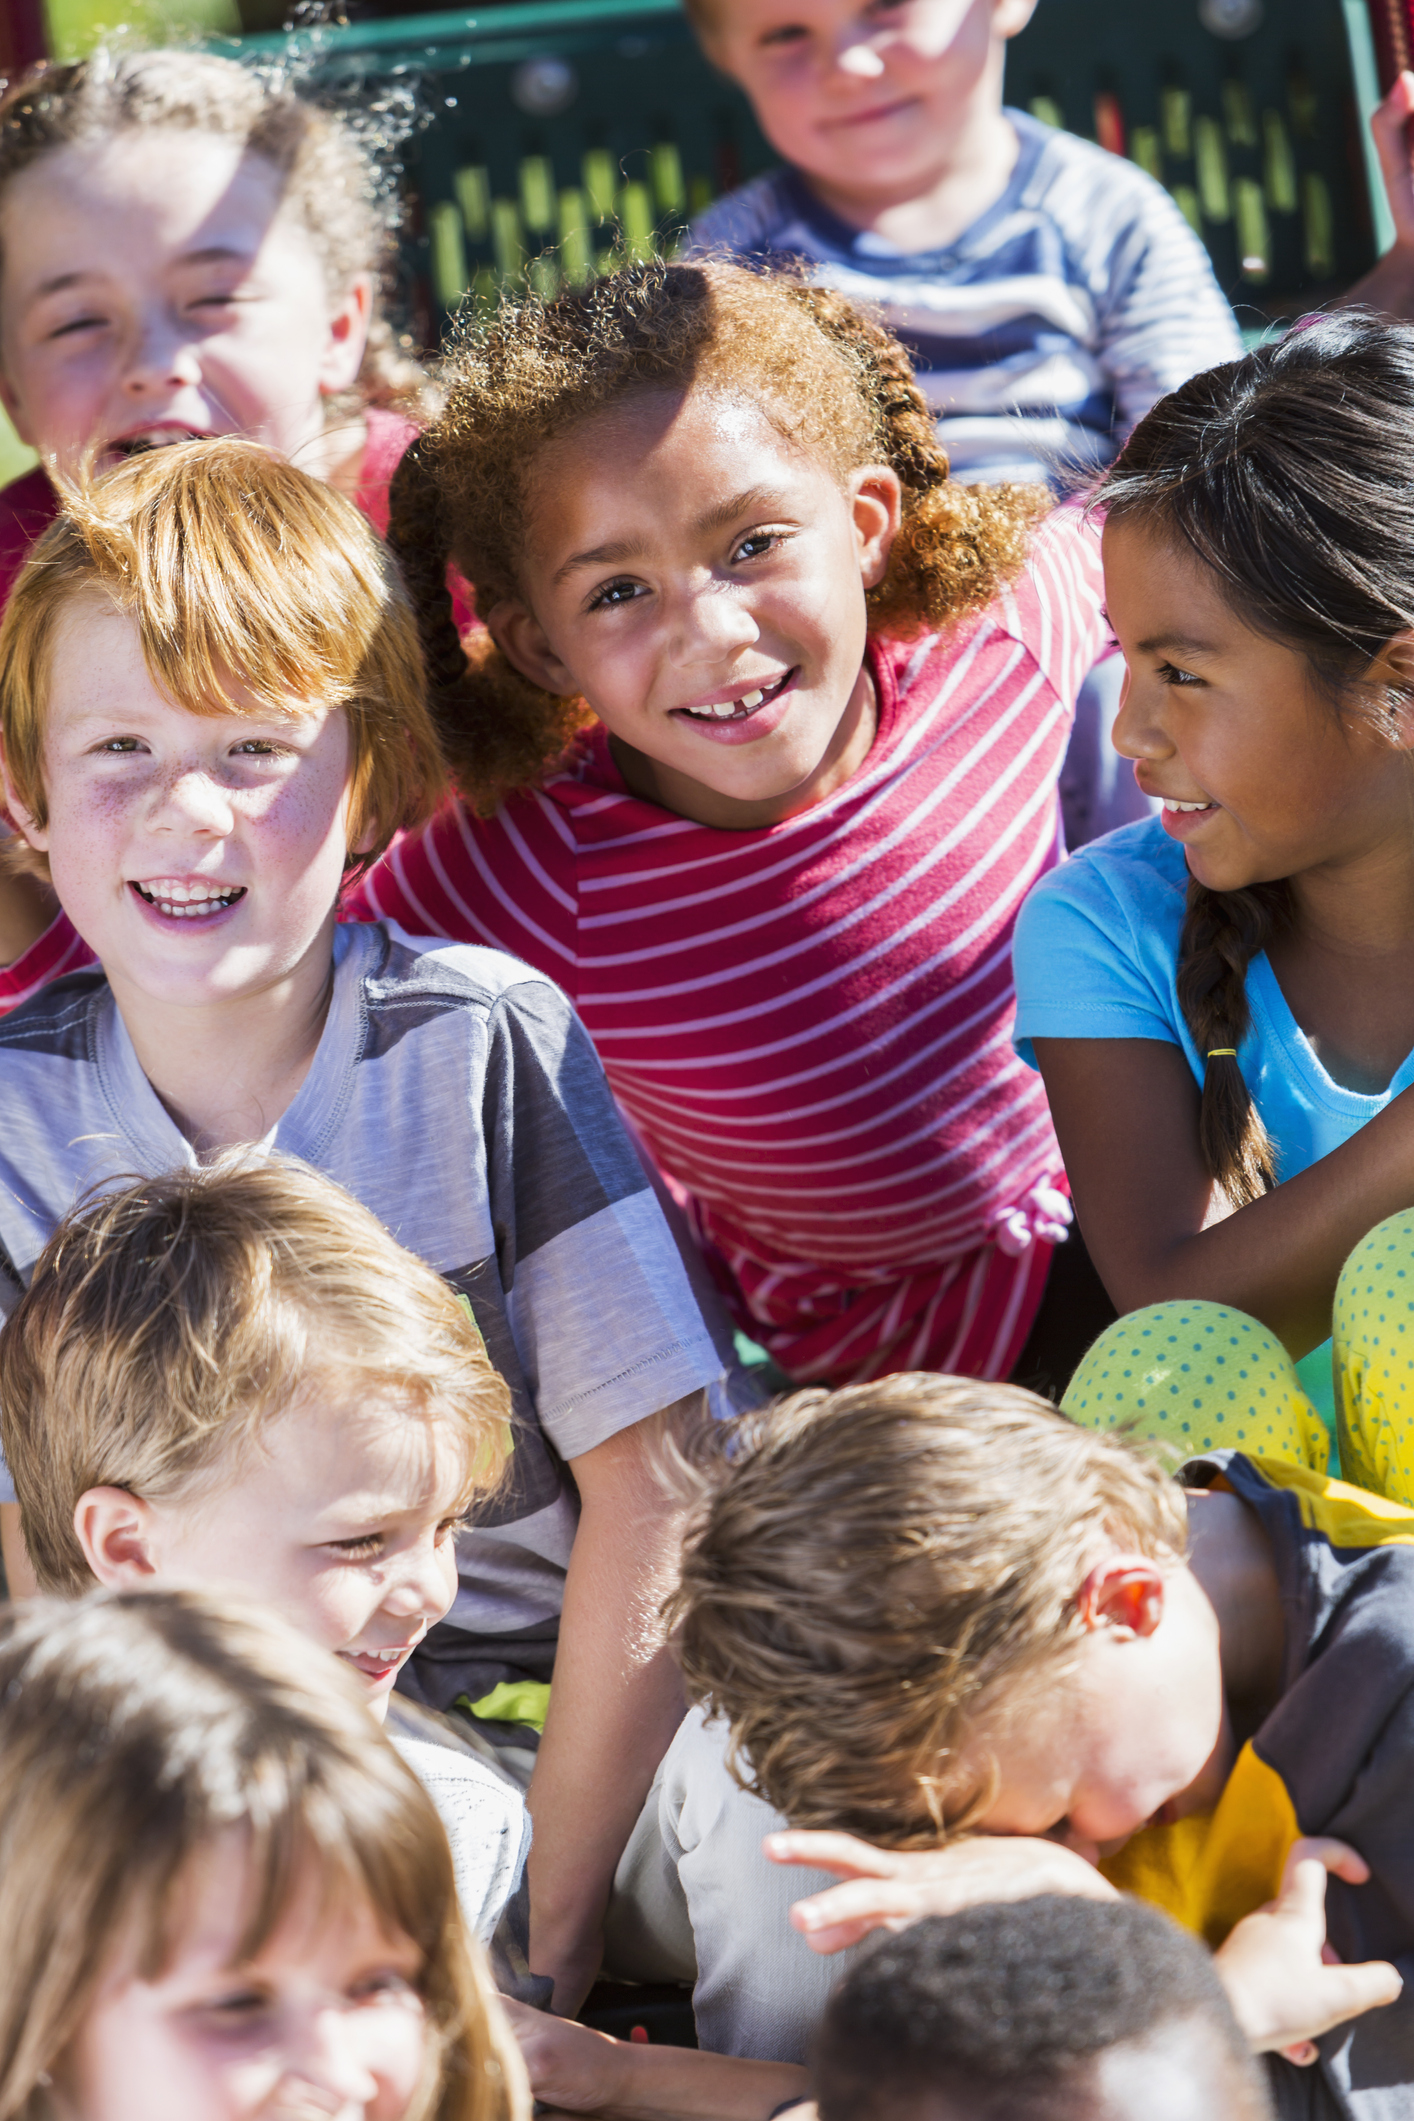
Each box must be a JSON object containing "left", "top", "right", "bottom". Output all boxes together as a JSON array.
[
  {"left": 6, "top": 599, "right": 362, "bottom": 1014},
  {"left": 507, "top": 386, "right": 896, "bottom": 819},
  {"left": 59, "top": 1835, "right": 431, "bottom": 2121}
]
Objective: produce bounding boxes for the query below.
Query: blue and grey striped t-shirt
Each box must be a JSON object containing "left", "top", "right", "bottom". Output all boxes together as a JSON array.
[{"left": 690, "top": 110, "right": 1243, "bottom": 488}]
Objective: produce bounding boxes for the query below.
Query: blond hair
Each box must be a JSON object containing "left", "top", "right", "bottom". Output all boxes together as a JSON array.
[
  {"left": 0, "top": 47, "right": 433, "bottom": 421},
  {"left": 667, "top": 1375, "right": 1188, "bottom": 1846},
  {"left": 0, "top": 1588, "right": 530, "bottom": 2121},
  {"left": 0, "top": 437, "right": 446, "bottom": 880},
  {"left": 389, "top": 258, "right": 1047, "bottom": 813},
  {"left": 0, "top": 1151, "right": 511, "bottom": 1596}
]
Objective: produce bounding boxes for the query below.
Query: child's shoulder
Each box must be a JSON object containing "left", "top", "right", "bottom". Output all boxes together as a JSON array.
[
  {"left": 0, "top": 464, "right": 57, "bottom": 609},
  {"left": 346, "top": 917, "right": 566, "bottom": 1018},
  {"left": 1024, "top": 814, "right": 1188, "bottom": 925},
  {"left": 688, "top": 169, "right": 802, "bottom": 259},
  {"left": 0, "top": 959, "right": 109, "bottom": 1053},
  {"left": 1006, "top": 111, "right": 1207, "bottom": 251}
]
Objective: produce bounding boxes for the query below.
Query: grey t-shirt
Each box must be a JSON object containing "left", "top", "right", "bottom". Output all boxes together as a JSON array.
[
  {"left": 0, "top": 921, "right": 724, "bottom": 1699},
  {"left": 390, "top": 1726, "right": 530, "bottom": 1946}
]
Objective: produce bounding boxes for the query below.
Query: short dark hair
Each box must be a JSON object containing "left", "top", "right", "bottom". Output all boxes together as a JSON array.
[{"left": 812, "top": 1896, "right": 1268, "bottom": 2121}]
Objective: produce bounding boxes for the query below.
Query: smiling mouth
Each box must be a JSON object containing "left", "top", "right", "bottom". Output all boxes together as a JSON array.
[
  {"left": 339, "top": 1646, "right": 414, "bottom": 1684},
  {"left": 1161, "top": 798, "right": 1216, "bottom": 814},
  {"left": 110, "top": 426, "right": 210, "bottom": 458},
  {"left": 675, "top": 670, "right": 794, "bottom": 724},
  {"left": 131, "top": 880, "right": 247, "bottom": 919}
]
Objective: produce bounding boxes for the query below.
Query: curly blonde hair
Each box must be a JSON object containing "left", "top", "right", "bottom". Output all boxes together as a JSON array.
[
  {"left": 0, "top": 47, "right": 433, "bottom": 422},
  {"left": 388, "top": 259, "right": 1048, "bottom": 814},
  {"left": 667, "top": 1375, "right": 1188, "bottom": 1847}
]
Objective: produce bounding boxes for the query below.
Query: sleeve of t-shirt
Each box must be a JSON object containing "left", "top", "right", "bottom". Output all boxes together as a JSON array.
[
  {"left": 389, "top": 1733, "right": 531, "bottom": 1945},
  {"left": 350, "top": 793, "right": 581, "bottom": 1005},
  {"left": 1084, "top": 170, "right": 1245, "bottom": 433},
  {"left": 1012, "top": 852, "right": 1184, "bottom": 1068},
  {"left": 1002, "top": 503, "right": 1110, "bottom": 710},
  {"left": 0, "top": 908, "right": 97, "bottom": 1016},
  {"left": 479, "top": 975, "right": 724, "bottom": 1458}
]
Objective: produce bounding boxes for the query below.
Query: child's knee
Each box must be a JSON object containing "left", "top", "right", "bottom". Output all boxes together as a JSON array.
[{"left": 1061, "top": 1300, "right": 1326, "bottom": 1468}]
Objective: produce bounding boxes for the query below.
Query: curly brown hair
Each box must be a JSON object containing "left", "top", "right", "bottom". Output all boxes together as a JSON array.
[
  {"left": 666, "top": 1374, "right": 1186, "bottom": 1847},
  {"left": 388, "top": 258, "right": 1048, "bottom": 814}
]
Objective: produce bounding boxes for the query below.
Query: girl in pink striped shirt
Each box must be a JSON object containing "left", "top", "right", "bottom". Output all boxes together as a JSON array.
[{"left": 355, "top": 260, "right": 1113, "bottom": 1398}]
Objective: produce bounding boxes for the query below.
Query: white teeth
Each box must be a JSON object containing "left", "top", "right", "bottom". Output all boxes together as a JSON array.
[
  {"left": 1163, "top": 799, "right": 1211, "bottom": 813},
  {"left": 710, "top": 701, "right": 736, "bottom": 719},
  {"left": 135, "top": 880, "right": 244, "bottom": 918},
  {"left": 741, "top": 689, "right": 764, "bottom": 709}
]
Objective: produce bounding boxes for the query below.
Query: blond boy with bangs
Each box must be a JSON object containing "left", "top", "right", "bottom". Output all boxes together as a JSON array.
[
  {"left": 0, "top": 438, "right": 730, "bottom": 2005},
  {"left": 0, "top": 1150, "right": 531, "bottom": 1946},
  {"left": 661, "top": 1378, "right": 1413, "bottom": 2117}
]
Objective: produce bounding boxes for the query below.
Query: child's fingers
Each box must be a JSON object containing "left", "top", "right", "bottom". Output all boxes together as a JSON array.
[
  {"left": 1299, "top": 1959, "right": 1404, "bottom": 2038},
  {"left": 1279, "top": 1838, "right": 1371, "bottom": 1909},
  {"left": 765, "top": 1829, "right": 902, "bottom": 1880},
  {"left": 788, "top": 1877, "right": 938, "bottom": 1949}
]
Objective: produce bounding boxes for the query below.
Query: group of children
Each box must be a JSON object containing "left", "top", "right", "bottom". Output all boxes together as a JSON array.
[{"left": 2, "top": 3, "right": 1414, "bottom": 2116}]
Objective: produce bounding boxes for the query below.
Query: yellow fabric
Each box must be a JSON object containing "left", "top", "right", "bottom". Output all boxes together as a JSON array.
[
  {"left": 461, "top": 1680, "right": 552, "bottom": 1732},
  {"left": 1100, "top": 1740, "right": 1299, "bottom": 1948},
  {"left": 1220, "top": 1452, "right": 1414, "bottom": 1551},
  {"left": 1061, "top": 1300, "right": 1331, "bottom": 1471}
]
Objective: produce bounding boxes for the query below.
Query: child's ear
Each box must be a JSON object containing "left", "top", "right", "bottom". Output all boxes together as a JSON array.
[
  {"left": 0, "top": 744, "right": 47, "bottom": 853},
  {"left": 850, "top": 467, "right": 903, "bottom": 592},
  {"left": 993, "top": 0, "right": 1040, "bottom": 41},
  {"left": 487, "top": 599, "right": 579, "bottom": 697},
  {"left": 1074, "top": 1554, "right": 1166, "bottom": 1638},
  {"left": 319, "top": 273, "right": 375, "bottom": 399},
  {"left": 74, "top": 1487, "right": 161, "bottom": 1587},
  {"left": 1369, "top": 630, "right": 1414, "bottom": 744}
]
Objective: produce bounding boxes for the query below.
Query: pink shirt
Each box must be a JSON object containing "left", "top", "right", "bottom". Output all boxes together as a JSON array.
[
  {"left": 0, "top": 505, "right": 1103, "bottom": 1381},
  {"left": 348, "top": 507, "right": 1107, "bottom": 1384}
]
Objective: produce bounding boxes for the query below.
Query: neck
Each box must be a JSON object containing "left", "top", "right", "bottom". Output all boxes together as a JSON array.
[
  {"left": 1285, "top": 821, "right": 1414, "bottom": 956},
  {"left": 610, "top": 657, "right": 878, "bottom": 828},
  {"left": 109, "top": 916, "right": 339, "bottom": 1153},
  {"left": 298, "top": 409, "right": 369, "bottom": 501},
  {"left": 805, "top": 75, "right": 1016, "bottom": 250},
  {"left": 1185, "top": 1489, "right": 1286, "bottom": 1730}
]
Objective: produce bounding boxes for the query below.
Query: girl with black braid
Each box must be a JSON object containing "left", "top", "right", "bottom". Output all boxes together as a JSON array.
[{"left": 1015, "top": 312, "right": 1414, "bottom": 1491}]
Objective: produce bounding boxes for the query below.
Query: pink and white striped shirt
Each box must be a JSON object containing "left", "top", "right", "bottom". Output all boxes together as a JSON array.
[
  {"left": 353, "top": 507, "right": 1106, "bottom": 1383},
  {"left": 0, "top": 508, "right": 1103, "bottom": 1382}
]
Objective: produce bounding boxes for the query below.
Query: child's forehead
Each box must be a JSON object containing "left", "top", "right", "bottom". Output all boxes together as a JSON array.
[
  {"left": 43, "top": 591, "right": 342, "bottom": 727},
  {"left": 256, "top": 1378, "right": 474, "bottom": 1507}
]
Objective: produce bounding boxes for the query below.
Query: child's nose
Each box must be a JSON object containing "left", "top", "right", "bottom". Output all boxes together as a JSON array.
[
  {"left": 122, "top": 311, "right": 204, "bottom": 399},
  {"left": 279, "top": 2004, "right": 381, "bottom": 2105},
  {"left": 835, "top": 37, "right": 886, "bottom": 77},
  {"left": 382, "top": 1546, "right": 453, "bottom": 1624},
  {"left": 1110, "top": 666, "right": 1173, "bottom": 765},
  {"left": 149, "top": 766, "right": 237, "bottom": 837},
  {"left": 675, "top": 582, "right": 761, "bottom": 661}
]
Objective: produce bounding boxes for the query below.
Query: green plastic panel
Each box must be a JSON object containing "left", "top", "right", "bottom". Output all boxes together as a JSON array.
[{"left": 227, "top": 0, "right": 1382, "bottom": 334}]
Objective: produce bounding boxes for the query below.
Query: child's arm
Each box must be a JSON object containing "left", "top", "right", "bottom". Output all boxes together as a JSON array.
[
  {"left": 526, "top": 1398, "right": 697, "bottom": 2017},
  {"left": 505, "top": 1998, "right": 807, "bottom": 2120},
  {"left": 1339, "top": 74, "right": 1414, "bottom": 320},
  {"left": 1033, "top": 1034, "right": 1414, "bottom": 1356}
]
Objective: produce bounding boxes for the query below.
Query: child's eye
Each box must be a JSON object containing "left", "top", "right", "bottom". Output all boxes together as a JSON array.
[
  {"left": 733, "top": 530, "right": 784, "bottom": 563},
  {"left": 586, "top": 577, "right": 644, "bottom": 612},
  {"left": 759, "top": 21, "right": 810, "bottom": 44},
  {"left": 436, "top": 1512, "right": 471, "bottom": 1542},
  {"left": 350, "top": 1969, "right": 422, "bottom": 2007},
  {"left": 327, "top": 1532, "right": 385, "bottom": 1558},
  {"left": 1157, "top": 660, "right": 1203, "bottom": 687},
  {"left": 95, "top": 736, "right": 144, "bottom": 754},
  {"left": 230, "top": 738, "right": 282, "bottom": 756}
]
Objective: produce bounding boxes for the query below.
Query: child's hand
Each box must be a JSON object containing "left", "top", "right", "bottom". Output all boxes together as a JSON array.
[
  {"left": 766, "top": 1828, "right": 1118, "bottom": 1954},
  {"left": 1372, "top": 72, "right": 1414, "bottom": 255},
  {"left": 501, "top": 1997, "right": 630, "bottom": 2113},
  {"left": 1214, "top": 1838, "right": 1402, "bottom": 2063}
]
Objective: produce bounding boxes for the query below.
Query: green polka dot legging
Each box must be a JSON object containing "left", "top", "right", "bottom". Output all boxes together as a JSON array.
[{"left": 1060, "top": 1208, "right": 1414, "bottom": 1506}]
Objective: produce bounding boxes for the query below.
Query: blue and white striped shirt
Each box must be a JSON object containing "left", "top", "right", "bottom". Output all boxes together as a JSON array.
[{"left": 690, "top": 110, "right": 1243, "bottom": 488}]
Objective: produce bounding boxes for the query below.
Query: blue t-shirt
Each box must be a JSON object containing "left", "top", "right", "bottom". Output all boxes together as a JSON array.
[{"left": 1012, "top": 817, "right": 1414, "bottom": 1431}]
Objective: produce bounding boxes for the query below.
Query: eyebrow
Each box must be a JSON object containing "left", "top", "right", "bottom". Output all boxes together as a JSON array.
[
  {"left": 552, "top": 486, "right": 791, "bottom": 585},
  {"left": 1134, "top": 631, "right": 1221, "bottom": 656},
  {"left": 33, "top": 246, "right": 256, "bottom": 300}
]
